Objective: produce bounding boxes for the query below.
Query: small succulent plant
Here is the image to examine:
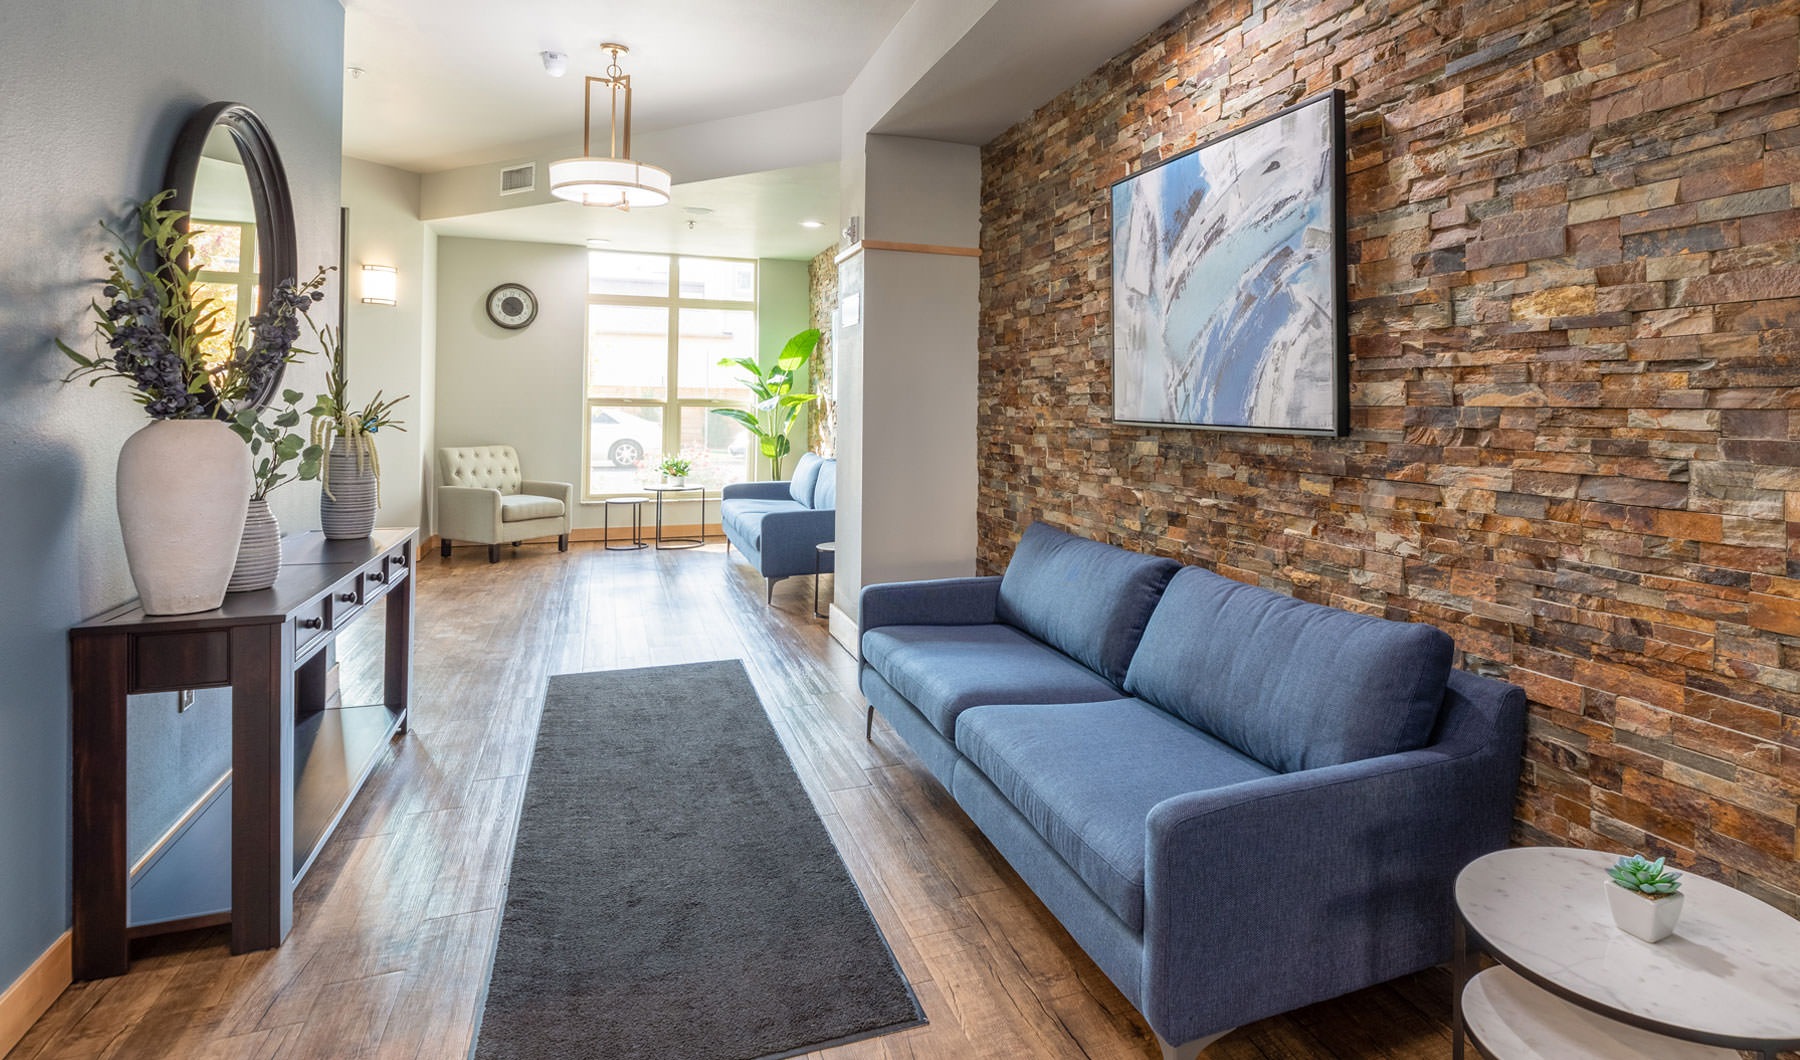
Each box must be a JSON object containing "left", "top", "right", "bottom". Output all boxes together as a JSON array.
[{"left": 1608, "top": 854, "right": 1683, "bottom": 896}]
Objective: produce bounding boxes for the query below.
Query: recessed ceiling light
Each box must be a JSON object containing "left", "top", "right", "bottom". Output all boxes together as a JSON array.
[
  {"left": 346, "top": 66, "right": 366, "bottom": 80},
  {"left": 585, "top": 238, "right": 611, "bottom": 248},
  {"left": 799, "top": 219, "right": 824, "bottom": 229},
  {"left": 682, "top": 206, "right": 715, "bottom": 216}
]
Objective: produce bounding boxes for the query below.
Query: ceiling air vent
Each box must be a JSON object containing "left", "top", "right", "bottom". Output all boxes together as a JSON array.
[{"left": 499, "top": 162, "right": 536, "bottom": 196}]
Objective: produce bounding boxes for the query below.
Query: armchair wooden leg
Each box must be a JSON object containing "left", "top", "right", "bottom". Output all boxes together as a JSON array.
[
  {"left": 558, "top": 533, "right": 569, "bottom": 552},
  {"left": 488, "top": 544, "right": 500, "bottom": 563},
  {"left": 440, "top": 538, "right": 452, "bottom": 557},
  {"left": 512, "top": 541, "right": 522, "bottom": 547}
]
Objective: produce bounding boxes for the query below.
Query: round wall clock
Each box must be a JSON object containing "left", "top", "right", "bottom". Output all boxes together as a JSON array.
[{"left": 486, "top": 283, "right": 538, "bottom": 330}]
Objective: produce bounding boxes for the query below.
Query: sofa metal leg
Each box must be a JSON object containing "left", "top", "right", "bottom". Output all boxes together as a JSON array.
[
  {"left": 1158, "top": 1030, "right": 1231, "bottom": 1060},
  {"left": 512, "top": 540, "right": 522, "bottom": 547},
  {"left": 488, "top": 544, "right": 500, "bottom": 563},
  {"left": 766, "top": 576, "right": 779, "bottom": 605},
  {"left": 440, "top": 538, "right": 452, "bottom": 558},
  {"left": 558, "top": 533, "right": 569, "bottom": 552},
  {"left": 865, "top": 704, "right": 874, "bottom": 742}
]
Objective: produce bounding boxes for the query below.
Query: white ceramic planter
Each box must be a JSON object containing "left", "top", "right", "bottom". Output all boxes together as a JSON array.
[
  {"left": 227, "top": 496, "right": 282, "bottom": 593},
  {"left": 1605, "top": 880, "right": 1684, "bottom": 942},
  {"left": 116, "top": 418, "right": 253, "bottom": 615},
  {"left": 321, "top": 436, "right": 378, "bottom": 539}
]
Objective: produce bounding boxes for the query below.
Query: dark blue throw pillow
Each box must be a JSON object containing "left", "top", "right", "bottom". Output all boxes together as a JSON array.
[
  {"left": 1123, "top": 566, "right": 1453, "bottom": 772},
  {"left": 995, "top": 523, "right": 1180, "bottom": 686}
]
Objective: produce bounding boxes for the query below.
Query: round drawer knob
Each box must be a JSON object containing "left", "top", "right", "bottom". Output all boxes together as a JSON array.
[
  {"left": 338, "top": 592, "right": 358, "bottom": 602},
  {"left": 298, "top": 617, "right": 323, "bottom": 630}
]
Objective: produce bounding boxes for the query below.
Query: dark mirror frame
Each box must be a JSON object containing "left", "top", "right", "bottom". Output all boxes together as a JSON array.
[{"left": 164, "top": 101, "right": 299, "bottom": 408}]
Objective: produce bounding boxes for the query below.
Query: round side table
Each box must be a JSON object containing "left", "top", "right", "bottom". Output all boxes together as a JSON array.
[
  {"left": 1452, "top": 847, "right": 1800, "bottom": 1060},
  {"left": 603, "top": 496, "right": 647, "bottom": 551},
  {"left": 644, "top": 484, "right": 705, "bottom": 549}
]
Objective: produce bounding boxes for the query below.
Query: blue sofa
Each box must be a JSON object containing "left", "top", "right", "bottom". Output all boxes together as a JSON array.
[
  {"left": 859, "top": 523, "right": 1526, "bottom": 1059},
  {"left": 721, "top": 452, "right": 837, "bottom": 604}
]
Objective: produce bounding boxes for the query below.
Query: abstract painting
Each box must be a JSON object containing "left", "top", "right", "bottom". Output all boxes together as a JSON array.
[{"left": 1111, "top": 90, "right": 1347, "bottom": 435}]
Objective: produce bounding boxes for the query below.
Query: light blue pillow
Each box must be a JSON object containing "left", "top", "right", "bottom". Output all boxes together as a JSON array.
[{"left": 788, "top": 452, "right": 822, "bottom": 507}]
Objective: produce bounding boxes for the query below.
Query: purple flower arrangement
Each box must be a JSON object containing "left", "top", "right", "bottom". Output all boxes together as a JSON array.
[{"left": 59, "top": 190, "right": 330, "bottom": 419}]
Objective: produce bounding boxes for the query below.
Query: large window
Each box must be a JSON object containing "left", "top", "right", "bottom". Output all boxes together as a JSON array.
[{"left": 585, "top": 252, "right": 757, "bottom": 497}]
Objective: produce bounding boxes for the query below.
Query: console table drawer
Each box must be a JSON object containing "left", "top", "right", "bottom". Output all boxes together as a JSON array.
[
  {"left": 132, "top": 630, "right": 230, "bottom": 692},
  {"left": 292, "top": 596, "right": 329, "bottom": 657}
]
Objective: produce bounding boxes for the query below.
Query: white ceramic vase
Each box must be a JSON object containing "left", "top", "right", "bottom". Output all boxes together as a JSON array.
[
  {"left": 227, "top": 496, "right": 282, "bottom": 593},
  {"left": 321, "top": 436, "right": 378, "bottom": 540},
  {"left": 116, "top": 418, "right": 253, "bottom": 616},
  {"left": 1605, "top": 880, "right": 1684, "bottom": 942}
]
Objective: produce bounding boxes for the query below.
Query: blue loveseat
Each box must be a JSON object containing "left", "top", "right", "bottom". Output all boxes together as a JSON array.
[
  {"left": 721, "top": 452, "right": 837, "bottom": 604},
  {"left": 859, "top": 524, "right": 1526, "bottom": 1059}
]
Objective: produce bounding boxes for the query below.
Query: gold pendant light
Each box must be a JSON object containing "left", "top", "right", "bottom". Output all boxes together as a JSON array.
[{"left": 548, "top": 43, "right": 672, "bottom": 210}]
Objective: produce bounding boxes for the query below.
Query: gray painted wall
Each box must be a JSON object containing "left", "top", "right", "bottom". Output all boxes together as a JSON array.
[{"left": 0, "top": 0, "right": 345, "bottom": 986}]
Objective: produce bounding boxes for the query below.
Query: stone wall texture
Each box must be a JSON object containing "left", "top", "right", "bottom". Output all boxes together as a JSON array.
[
  {"left": 979, "top": 0, "right": 1800, "bottom": 910},
  {"left": 808, "top": 244, "right": 840, "bottom": 457}
]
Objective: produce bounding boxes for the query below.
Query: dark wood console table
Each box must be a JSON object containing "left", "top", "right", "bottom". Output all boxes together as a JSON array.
[{"left": 70, "top": 528, "right": 417, "bottom": 979}]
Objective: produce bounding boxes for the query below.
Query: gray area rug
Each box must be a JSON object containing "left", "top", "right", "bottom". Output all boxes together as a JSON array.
[{"left": 473, "top": 660, "right": 924, "bottom": 1060}]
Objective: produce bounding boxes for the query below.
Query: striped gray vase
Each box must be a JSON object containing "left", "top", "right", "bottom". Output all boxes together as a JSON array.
[
  {"left": 321, "top": 437, "right": 379, "bottom": 540},
  {"left": 227, "top": 496, "right": 281, "bottom": 593}
]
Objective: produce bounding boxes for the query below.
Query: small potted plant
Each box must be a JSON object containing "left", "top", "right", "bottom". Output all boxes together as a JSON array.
[
  {"left": 657, "top": 456, "right": 691, "bottom": 487},
  {"left": 226, "top": 388, "right": 323, "bottom": 592},
  {"left": 1605, "top": 854, "right": 1684, "bottom": 942},
  {"left": 308, "top": 328, "right": 407, "bottom": 540}
]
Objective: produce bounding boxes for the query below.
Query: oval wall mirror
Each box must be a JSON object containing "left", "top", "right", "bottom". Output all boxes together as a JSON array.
[{"left": 164, "top": 102, "right": 299, "bottom": 409}]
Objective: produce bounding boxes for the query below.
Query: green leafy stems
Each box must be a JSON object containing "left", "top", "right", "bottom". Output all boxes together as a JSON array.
[
  {"left": 1607, "top": 854, "right": 1683, "bottom": 897},
  {"left": 307, "top": 321, "right": 408, "bottom": 500},
  {"left": 711, "top": 327, "right": 820, "bottom": 480},
  {"left": 232, "top": 389, "right": 323, "bottom": 500},
  {"left": 657, "top": 457, "right": 692, "bottom": 478}
]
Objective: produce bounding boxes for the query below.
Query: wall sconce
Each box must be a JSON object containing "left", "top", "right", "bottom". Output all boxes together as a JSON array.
[{"left": 361, "top": 264, "right": 398, "bottom": 306}]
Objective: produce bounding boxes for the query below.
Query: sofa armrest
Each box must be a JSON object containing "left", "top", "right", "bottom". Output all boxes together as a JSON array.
[
  {"left": 436, "top": 485, "right": 503, "bottom": 542},
  {"left": 1136, "top": 673, "right": 1526, "bottom": 1045},
  {"left": 859, "top": 576, "right": 1003, "bottom": 632},
  {"left": 722, "top": 480, "right": 792, "bottom": 502},
  {"left": 753, "top": 507, "right": 836, "bottom": 575},
  {"left": 520, "top": 479, "right": 575, "bottom": 508}
]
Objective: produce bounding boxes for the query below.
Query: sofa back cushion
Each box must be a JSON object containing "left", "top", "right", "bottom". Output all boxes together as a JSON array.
[
  {"left": 995, "top": 523, "right": 1180, "bottom": 686},
  {"left": 811, "top": 459, "right": 837, "bottom": 510},
  {"left": 439, "top": 445, "right": 523, "bottom": 495},
  {"left": 788, "top": 452, "right": 823, "bottom": 507},
  {"left": 1123, "top": 566, "right": 1453, "bottom": 772}
]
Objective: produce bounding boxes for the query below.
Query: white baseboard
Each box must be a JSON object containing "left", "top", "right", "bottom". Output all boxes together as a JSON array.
[
  {"left": 0, "top": 931, "right": 71, "bottom": 1057},
  {"left": 828, "top": 603, "right": 859, "bottom": 659}
]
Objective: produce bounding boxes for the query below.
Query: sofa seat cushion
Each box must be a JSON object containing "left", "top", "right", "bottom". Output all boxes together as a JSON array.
[
  {"left": 956, "top": 698, "right": 1276, "bottom": 931},
  {"left": 996, "top": 524, "right": 1181, "bottom": 687},
  {"left": 1124, "top": 566, "right": 1454, "bottom": 774},
  {"left": 499, "top": 494, "right": 564, "bottom": 522},
  {"left": 861, "top": 624, "right": 1121, "bottom": 741},
  {"left": 721, "top": 498, "right": 805, "bottom": 549}
]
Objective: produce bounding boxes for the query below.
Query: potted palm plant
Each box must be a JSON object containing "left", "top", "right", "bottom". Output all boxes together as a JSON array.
[{"left": 712, "top": 328, "right": 820, "bottom": 480}]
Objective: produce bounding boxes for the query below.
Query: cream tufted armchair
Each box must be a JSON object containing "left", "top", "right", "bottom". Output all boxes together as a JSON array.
[{"left": 436, "top": 445, "right": 574, "bottom": 563}]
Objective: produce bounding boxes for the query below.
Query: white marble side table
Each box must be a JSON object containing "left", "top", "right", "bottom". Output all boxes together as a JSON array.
[{"left": 1453, "top": 847, "right": 1800, "bottom": 1060}]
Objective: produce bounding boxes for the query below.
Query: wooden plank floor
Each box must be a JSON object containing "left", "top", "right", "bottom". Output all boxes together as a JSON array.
[{"left": 10, "top": 541, "right": 1463, "bottom": 1060}]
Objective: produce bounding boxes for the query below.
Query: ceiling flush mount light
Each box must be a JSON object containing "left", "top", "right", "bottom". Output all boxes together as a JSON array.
[
  {"left": 361, "top": 264, "right": 398, "bottom": 306},
  {"left": 541, "top": 51, "right": 568, "bottom": 77},
  {"left": 548, "top": 43, "right": 671, "bottom": 211}
]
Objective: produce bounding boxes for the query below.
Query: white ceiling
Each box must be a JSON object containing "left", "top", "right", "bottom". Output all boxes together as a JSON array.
[
  {"left": 343, "top": 0, "right": 913, "bottom": 173},
  {"left": 430, "top": 163, "right": 840, "bottom": 261}
]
